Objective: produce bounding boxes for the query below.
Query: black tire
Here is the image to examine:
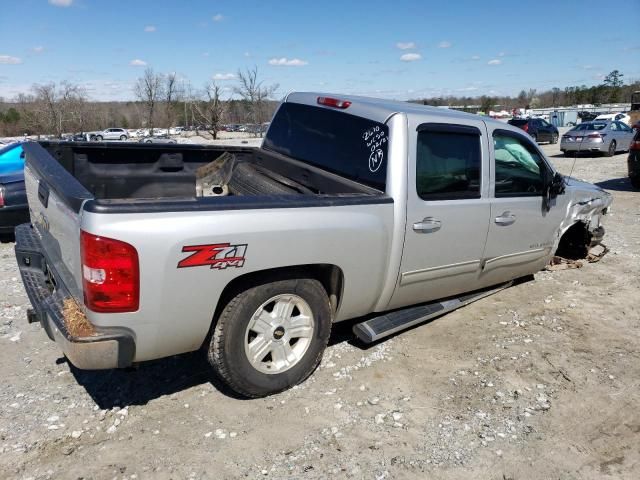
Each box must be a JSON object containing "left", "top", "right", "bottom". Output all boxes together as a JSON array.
[
  {"left": 631, "top": 177, "right": 640, "bottom": 189},
  {"left": 606, "top": 140, "right": 616, "bottom": 157},
  {"left": 95, "top": 135, "right": 103, "bottom": 141},
  {"left": 120, "top": 135, "right": 127, "bottom": 141},
  {"left": 208, "top": 278, "right": 332, "bottom": 398},
  {"left": 530, "top": 133, "right": 538, "bottom": 143},
  {"left": 550, "top": 133, "right": 558, "bottom": 144}
]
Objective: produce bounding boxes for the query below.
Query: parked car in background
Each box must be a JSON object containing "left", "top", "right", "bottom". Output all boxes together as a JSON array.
[
  {"left": 91, "top": 128, "right": 130, "bottom": 141},
  {"left": 169, "top": 127, "right": 184, "bottom": 135},
  {"left": 561, "top": 121, "right": 635, "bottom": 157},
  {"left": 595, "top": 112, "right": 631, "bottom": 126},
  {"left": 0, "top": 142, "right": 25, "bottom": 175},
  {"left": 578, "top": 111, "right": 599, "bottom": 122},
  {"left": 139, "top": 136, "right": 177, "bottom": 144},
  {"left": 507, "top": 118, "right": 559, "bottom": 144},
  {"left": 628, "top": 128, "right": 640, "bottom": 188},
  {"left": 0, "top": 171, "right": 28, "bottom": 237},
  {"left": 631, "top": 120, "right": 640, "bottom": 131}
]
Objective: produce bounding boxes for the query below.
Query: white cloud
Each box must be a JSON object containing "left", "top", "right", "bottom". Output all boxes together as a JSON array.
[
  {"left": 48, "top": 0, "right": 73, "bottom": 6},
  {"left": 498, "top": 52, "right": 506, "bottom": 57},
  {"left": 32, "top": 46, "right": 45, "bottom": 53},
  {"left": 400, "top": 53, "right": 422, "bottom": 62},
  {"left": 396, "top": 42, "right": 416, "bottom": 50},
  {"left": 212, "top": 73, "right": 236, "bottom": 81},
  {"left": 244, "top": 52, "right": 251, "bottom": 57},
  {"left": 212, "top": 14, "right": 224, "bottom": 22},
  {"left": 0, "top": 55, "right": 22, "bottom": 65},
  {"left": 268, "top": 57, "right": 308, "bottom": 66},
  {"left": 129, "top": 59, "right": 147, "bottom": 66},
  {"left": 471, "top": 55, "right": 480, "bottom": 60},
  {"left": 438, "top": 41, "right": 452, "bottom": 48},
  {"left": 144, "top": 25, "right": 156, "bottom": 32},
  {"left": 487, "top": 59, "right": 502, "bottom": 65}
]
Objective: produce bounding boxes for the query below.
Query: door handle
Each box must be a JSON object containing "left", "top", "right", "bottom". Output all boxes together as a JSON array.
[
  {"left": 495, "top": 211, "right": 516, "bottom": 226},
  {"left": 413, "top": 217, "right": 442, "bottom": 233}
]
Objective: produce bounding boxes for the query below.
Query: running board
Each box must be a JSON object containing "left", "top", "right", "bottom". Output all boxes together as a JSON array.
[{"left": 352, "top": 282, "right": 513, "bottom": 344}]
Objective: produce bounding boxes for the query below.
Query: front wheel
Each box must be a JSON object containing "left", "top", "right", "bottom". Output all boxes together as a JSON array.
[
  {"left": 208, "top": 278, "right": 332, "bottom": 397},
  {"left": 530, "top": 133, "right": 538, "bottom": 143},
  {"left": 550, "top": 133, "right": 558, "bottom": 144}
]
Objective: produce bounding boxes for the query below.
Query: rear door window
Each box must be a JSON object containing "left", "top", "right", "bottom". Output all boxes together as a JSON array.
[
  {"left": 415, "top": 125, "right": 481, "bottom": 200},
  {"left": 264, "top": 102, "right": 389, "bottom": 190}
]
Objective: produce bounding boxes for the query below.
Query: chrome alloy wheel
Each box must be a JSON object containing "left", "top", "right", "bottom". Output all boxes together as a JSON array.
[{"left": 244, "top": 294, "right": 315, "bottom": 374}]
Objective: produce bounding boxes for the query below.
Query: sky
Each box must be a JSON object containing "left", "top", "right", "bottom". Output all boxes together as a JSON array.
[{"left": 1, "top": 0, "right": 639, "bottom": 102}]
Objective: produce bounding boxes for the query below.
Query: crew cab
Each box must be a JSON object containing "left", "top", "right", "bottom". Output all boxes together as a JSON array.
[{"left": 15, "top": 93, "right": 612, "bottom": 397}]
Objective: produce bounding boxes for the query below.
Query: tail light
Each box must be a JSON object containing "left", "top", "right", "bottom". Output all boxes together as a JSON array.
[
  {"left": 317, "top": 97, "right": 351, "bottom": 109},
  {"left": 631, "top": 140, "right": 640, "bottom": 151},
  {"left": 80, "top": 230, "right": 139, "bottom": 313},
  {"left": 587, "top": 133, "right": 606, "bottom": 139},
  {"left": 522, "top": 123, "right": 529, "bottom": 132}
]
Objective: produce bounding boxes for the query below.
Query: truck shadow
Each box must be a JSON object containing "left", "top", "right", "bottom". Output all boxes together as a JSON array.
[
  {"left": 68, "top": 322, "right": 372, "bottom": 408},
  {"left": 68, "top": 352, "right": 237, "bottom": 408},
  {"left": 595, "top": 178, "right": 637, "bottom": 192}
]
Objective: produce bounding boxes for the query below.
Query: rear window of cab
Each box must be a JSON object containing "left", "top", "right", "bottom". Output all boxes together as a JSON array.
[{"left": 264, "top": 102, "right": 389, "bottom": 191}]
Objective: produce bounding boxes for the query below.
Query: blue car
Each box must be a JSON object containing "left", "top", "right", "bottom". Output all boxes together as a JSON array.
[{"left": 0, "top": 142, "right": 25, "bottom": 175}]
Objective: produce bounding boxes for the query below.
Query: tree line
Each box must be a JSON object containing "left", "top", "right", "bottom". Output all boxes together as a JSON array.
[
  {"left": 411, "top": 70, "right": 639, "bottom": 113},
  {"left": 2, "top": 69, "right": 638, "bottom": 137},
  {"left": 0, "top": 67, "right": 279, "bottom": 138}
]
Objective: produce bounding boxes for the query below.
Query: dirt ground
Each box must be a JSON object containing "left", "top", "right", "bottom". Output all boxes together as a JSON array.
[{"left": 1, "top": 137, "right": 638, "bottom": 480}]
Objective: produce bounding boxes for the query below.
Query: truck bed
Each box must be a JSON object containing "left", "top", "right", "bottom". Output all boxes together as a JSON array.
[{"left": 35, "top": 142, "right": 381, "bottom": 211}]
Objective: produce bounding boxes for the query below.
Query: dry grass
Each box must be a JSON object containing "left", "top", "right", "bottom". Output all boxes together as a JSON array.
[{"left": 62, "top": 298, "right": 96, "bottom": 338}]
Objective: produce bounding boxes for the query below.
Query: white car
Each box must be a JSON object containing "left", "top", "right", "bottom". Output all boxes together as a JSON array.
[
  {"left": 92, "top": 128, "right": 129, "bottom": 141},
  {"left": 595, "top": 113, "right": 631, "bottom": 126}
]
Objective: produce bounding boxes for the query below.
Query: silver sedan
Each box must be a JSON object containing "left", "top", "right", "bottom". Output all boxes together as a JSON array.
[{"left": 560, "top": 120, "right": 635, "bottom": 157}]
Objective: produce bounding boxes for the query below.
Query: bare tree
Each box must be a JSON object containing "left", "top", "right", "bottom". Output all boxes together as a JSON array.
[
  {"left": 193, "top": 81, "right": 226, "bottom": 139},
  {"left": 134, "top": 67, "right": 163, "bottom": 135},
  {"left": 234, "top": 66, "right": 278, "bottom": 136},
  {"left": 164, "top": 72, "right": 179, "bottom": 130}
]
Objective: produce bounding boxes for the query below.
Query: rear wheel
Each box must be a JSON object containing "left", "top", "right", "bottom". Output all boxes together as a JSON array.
[
  {"left": 631, "top": 177, "right": 640, "bottom": 189},
  {"left": 606, "top": 140, "right": 616, "bottom": 157},
  {"left": 530, "top": 133, "right": 538, "bottom": 143},
  {"left": 119, "top": 135, "right": 127, "bottom": 141},
  {"left": 94, "top": 135, "right": 103, "bottom": 141},
  {"left": 550, "top": 133, "right": 559, "bottom": 144},
  {"left": 208, "top": 278, "right": 332, "bottom": 398}
]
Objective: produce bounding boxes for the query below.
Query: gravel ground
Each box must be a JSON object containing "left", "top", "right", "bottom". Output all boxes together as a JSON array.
[{"left": 1, "top": 138, "right": 638, "bottom": 480}]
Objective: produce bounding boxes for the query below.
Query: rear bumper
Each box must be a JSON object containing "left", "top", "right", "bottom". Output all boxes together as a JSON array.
[
  {"left": 560, "top": 141, "right": 607, "bottom": 153},
  {"left": 0, "top": 204, "right": 29, "bottom": 234},
  {"left": 14, "top": 223, "right": 135, "bottom": 369}
]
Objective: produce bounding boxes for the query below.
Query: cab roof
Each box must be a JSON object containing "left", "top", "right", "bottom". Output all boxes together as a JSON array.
[{"left": 285, "top": 91, "right": 508, "bottom": 128}]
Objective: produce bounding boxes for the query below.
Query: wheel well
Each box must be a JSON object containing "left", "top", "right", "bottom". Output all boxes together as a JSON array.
[
  {"left": 555, "top": 222, "right": 592, "bottom": 260},
  {"left": 206, "top": 264, "right": 344, "bottom": 342}
]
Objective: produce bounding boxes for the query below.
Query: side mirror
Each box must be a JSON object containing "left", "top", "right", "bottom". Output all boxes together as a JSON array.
[
  {"left": 543, "top": 172, "right": 565, "bottom": 212},
  {"left": 549, "top": 172, "right": 565, "bottom": 197}
]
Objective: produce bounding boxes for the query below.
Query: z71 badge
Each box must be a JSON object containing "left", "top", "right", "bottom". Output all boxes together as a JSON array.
[{"left": 178, "top": 243, "right": 247, "bottom": 270}]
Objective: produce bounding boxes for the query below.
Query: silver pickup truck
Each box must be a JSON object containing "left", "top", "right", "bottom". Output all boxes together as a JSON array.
[{"left": 15, "top": 93, "right": 612, "bottom": 397}]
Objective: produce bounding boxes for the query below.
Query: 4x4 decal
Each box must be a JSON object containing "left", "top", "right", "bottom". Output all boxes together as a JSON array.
[{"left": 178, "top": 243, "right": 247, "bottom": 270}]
